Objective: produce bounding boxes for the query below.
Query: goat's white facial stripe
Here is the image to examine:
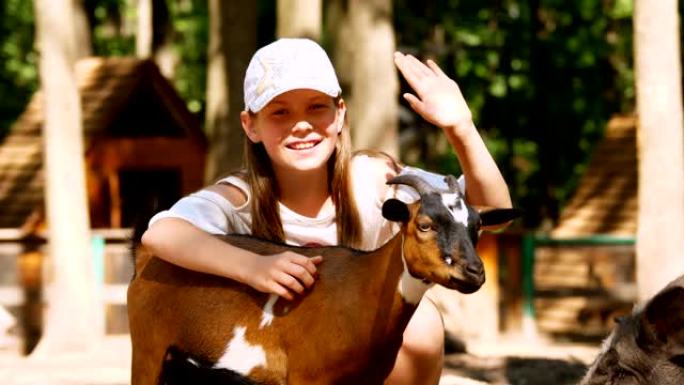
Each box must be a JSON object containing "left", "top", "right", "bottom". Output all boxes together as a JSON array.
[
  {"left": 214, "top": 326, "right": 267, "bottom": 375},
  {"left": 442, "top": 193, "right": 468, "bottom": 227},
  {"left": 260, "top": 294, "right": 278, "bottom": 328},
  {"left": 397, "top": 235, "right": 433, "bottom": 304}
]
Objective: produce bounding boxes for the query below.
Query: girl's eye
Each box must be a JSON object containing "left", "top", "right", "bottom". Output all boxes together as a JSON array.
[
  {"left": 310, "top": 103, "right": 328, "bottom": 111},
  {"left": 272, "top": 109, "right": 288, "bottom": 116}
]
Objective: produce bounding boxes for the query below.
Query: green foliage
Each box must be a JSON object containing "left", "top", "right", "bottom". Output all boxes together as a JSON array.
[
  {"left": 90, "top": 0, "right": 135, "bottom": 55},
  {"left": 89, "top": 0, "right": 208, "bottom": 116},
  {"left": 166, "top": 0, "right": 208, "bottom": 115},
  {"left": 0, "top": 0, "right": 651, "bottom": 231},
  {"left": 0, "top": 0, "right": 38, "bottom": 139},
  {"left": 394, "top": 0, "right": 635, "bottom": 228}
]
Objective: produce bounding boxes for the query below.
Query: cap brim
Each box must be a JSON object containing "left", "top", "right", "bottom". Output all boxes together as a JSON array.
[{"left": 247, "top": 82, "right": 341, "bottom": 112}]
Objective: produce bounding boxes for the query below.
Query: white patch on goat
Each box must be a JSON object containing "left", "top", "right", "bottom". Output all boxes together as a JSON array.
[
  {"left": 213, "top": 326, "right": 267, "bottom": 375},
  {"left": 260, "top": 294, "right": 278, "bottom": 328},
  {"left": 397, "top": 235, "right": 433, "bottom": 304},
  {"left": 442, "top": 193, "right": 469, "bottom": 227}
]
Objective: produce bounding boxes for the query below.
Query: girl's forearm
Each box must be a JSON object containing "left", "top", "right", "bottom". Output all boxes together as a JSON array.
[
  {"left": 444, "top": 121, "right": 512, "bottom": 209},
  {"left": 141, "top": 218, "right": 253, "bottom": 283}
]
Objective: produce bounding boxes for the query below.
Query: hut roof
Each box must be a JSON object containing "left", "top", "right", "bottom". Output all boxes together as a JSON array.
[
  {"left": 551, "top": 115, "right": 637, "bottom": 238},
  {"left": 0, "top": 57, "right": 203, "bottom": 229}
]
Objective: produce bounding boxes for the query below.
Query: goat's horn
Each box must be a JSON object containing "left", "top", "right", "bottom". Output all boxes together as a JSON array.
[
  {"left": 444, "top": 175, "right": 462, "bottom": 194},
  {"left": 387, "top": 174, "right": 437, "bottom": 195}
]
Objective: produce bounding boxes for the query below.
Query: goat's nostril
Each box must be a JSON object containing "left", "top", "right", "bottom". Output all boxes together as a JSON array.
[{"left": 466, "top": 264, "right": 483, "bottom": 276}]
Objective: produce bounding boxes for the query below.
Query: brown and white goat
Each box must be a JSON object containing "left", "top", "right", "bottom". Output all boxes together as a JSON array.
[
  {"left": 580, "top": 273, "right": 684, "bottom": 385},
  {"left": 127, "top": 174, "right": 521, "bottom": 385}
]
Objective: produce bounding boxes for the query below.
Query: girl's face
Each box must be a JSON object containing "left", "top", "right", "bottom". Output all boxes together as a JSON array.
[{"left": 241, "top": 89, "right": 345, "bottom": 175}]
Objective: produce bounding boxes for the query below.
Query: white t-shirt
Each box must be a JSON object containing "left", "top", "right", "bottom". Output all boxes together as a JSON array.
[{"left": 149, "top": 154, "right": 464, "bottom": 251}]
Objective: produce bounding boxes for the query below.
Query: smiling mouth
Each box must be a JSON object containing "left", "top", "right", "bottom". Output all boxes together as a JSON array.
[{"left": 287, "top": 140, "right": 321, "bottom": 150}]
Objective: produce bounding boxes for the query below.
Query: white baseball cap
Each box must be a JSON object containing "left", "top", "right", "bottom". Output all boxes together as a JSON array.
[{"left": 243, "top": 38, "right": 342, "bottom": 113}]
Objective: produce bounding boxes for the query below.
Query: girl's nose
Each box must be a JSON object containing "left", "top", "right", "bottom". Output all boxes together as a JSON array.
[{"left": 292, "top": 119, "right": 313, "bottom": 132}]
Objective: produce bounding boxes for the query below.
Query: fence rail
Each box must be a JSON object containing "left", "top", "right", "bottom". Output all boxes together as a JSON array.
[{"left": 0, "top": 228, "right": 133, "bottom": 335}]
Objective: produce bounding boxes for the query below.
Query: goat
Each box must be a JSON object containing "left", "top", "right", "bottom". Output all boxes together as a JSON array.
[
  {"left": 580, "top": 274, "right": 684, "bottom": 385},
  {"left": 127, "top": 174, "right": 521, "bottom": 385}
]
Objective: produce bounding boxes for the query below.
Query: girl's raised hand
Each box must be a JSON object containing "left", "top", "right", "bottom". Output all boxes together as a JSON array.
[
  {"left": 242, "top": 251, "right": 323, "bottom": 301},
  {"left": 394, "top": 52, "right": 474, "bottom": 137}
]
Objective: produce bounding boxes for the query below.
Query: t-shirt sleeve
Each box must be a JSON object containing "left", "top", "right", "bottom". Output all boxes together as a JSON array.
[{"left": 147, "top": 190, "right": 238, "bottom": 235}]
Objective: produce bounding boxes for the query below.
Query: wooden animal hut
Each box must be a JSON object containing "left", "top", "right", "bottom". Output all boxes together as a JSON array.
[
  {"left": 0, "top": 57, "right": 206, "bottom": 231},
  {"left": 0, "top": 57, "right": 207, "bottom": 348},
  {"left": 531, "top": 115, "right": 637, "bottom": 340}
]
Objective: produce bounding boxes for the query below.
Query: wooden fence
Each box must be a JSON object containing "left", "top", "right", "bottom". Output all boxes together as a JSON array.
[
  {"left": 522, "top": 234, "right": 637, "bottom": 340},
  {"left": 0, "top": 228, "right": 133, "bottom": 351}
]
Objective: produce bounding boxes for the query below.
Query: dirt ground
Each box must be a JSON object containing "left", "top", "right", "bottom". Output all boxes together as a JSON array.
[
  {"left": 0, "top": 335, "right": 599, "bottom": 385},
  {"left": 442, "top": 353, "right": 589, "bottom": 385},
  {"left": 439, "top": 337, "right": 598, "bottom": 385}
]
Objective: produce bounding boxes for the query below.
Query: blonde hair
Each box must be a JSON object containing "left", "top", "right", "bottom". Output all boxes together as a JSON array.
[{"left": 243, "top": 100, "right": 363, "bottom": 248}]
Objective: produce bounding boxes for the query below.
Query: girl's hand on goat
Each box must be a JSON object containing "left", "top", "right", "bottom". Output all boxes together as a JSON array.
[
  {"left": 394, "top": 52, "right": 475, "bottom": 139},
  {"left": 243, "top": 252, "right": 323, "bottom": 301}
]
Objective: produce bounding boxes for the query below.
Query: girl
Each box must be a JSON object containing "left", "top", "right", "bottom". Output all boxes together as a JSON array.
[{"left": 142, "top": 38, "right": 512, "bottom": 385}]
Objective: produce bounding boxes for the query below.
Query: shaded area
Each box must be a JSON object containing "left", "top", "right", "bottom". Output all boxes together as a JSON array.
[
  {"left": 444, "top": 353, "right": 587, "bottom": 385},
  {"left": 552, "top": 116, "right": 637, "bottom": 238}
]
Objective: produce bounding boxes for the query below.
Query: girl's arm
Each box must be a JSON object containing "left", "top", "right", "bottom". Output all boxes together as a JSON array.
[
  {"left": 142, "top": 214, "right": 321, "bottom": 301},
  {"left": 393, "top": 52, "right": 512, "bottom": 210}
]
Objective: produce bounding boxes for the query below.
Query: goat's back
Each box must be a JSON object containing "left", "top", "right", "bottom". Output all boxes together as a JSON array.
[{"left": 128, "top": 234, "right": 408, "bottom": 384}]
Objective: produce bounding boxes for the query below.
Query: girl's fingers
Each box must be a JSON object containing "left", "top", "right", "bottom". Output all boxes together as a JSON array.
[
  {"left": 394, "top": 53, "right": 424, "bottom": 85},
  {"left": 396, "top": 53, "right": 422, "bottom": 77},
  {"left": 277, "top": 271, "right": 306, "bottom": 295},
  {"left": 285, "top": 263, "right": 315, "bottom": 288},
  {"left": 403, "top": 93, "right": 426, "bottom": 116},
  {"left": 290, "top": 254, "right": 321, "bottom": 276},
  {"left": 427, "top": 59, "right": 447, "bottom": 77},
  {"left": 395, "top": 52, "right": 442, "bottom": 98},
  {"left": 261, "top": 253, "right": 324, "bottom": 299},
  {"left": 270, "top": 282, "right": 294, "bottom": 301},
  {"left": 397, "top": 67, "right": 426, "bottom": 97},
  {"left": 405, "top": 54, "right": 433, "bottom": 77}
]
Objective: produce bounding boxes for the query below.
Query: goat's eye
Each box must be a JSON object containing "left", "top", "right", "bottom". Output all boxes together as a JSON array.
[
  {"left": 416, "top": 222, "right": 432, "bottom": 232},
  {"left": 613, "top": 367, "right": 635, "bottom": 382}
]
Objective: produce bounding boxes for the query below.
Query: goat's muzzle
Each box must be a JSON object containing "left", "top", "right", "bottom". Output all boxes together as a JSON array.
[{"left": 448, "top": 271, "right": 485, "bottom": 294}]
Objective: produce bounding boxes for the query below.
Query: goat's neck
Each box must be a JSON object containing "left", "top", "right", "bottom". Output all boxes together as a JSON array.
[
  {"left": 350, "top": 232, "right": 434, "bottom": 370},
  {"left": 397, "top": 233, "right": 434, "bottom": 305}
]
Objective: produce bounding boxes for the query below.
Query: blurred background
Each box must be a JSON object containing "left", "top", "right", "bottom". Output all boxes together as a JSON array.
[{"left": 0, "top": 0, "right": 683, "bottom": 383}]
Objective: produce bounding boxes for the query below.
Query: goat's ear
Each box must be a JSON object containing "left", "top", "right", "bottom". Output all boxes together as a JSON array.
[
  {"left": 638, "top": 283, "right": 684, "bottom": 355},
  {"left": 382, "top": 199, "right": 410, "bottom": 223},
  {"left": 479, "top": 208, "right": 523, "bottom": 227}
]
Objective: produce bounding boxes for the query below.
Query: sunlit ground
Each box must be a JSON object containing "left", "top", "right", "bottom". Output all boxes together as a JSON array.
[{"left": 0, "top": 334, "right": 598, "bottom": 385}]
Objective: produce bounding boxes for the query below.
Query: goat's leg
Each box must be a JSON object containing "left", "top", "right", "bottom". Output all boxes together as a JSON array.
[{"left": 130, "top": 343, "right": 166, "bottom": 385}]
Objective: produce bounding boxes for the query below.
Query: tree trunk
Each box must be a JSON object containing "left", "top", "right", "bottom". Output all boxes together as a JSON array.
[
  {"left": 33, "top": 0, "right": 99, "bottom": 354},
  {"left": 326, "top": 0, "right": 353, "bottom": 95},
  {"left": 634, "top": 0, "right": 684, "bottom": 301},
  {"left": 204, "top": 0, "right": 257, "bottom": 181},
  {"left": 72, "top": 0, "right": 92, "bottom": 58},
  {"left": 348, "top": 0, "right": 398, "bottom": 156},
  {"left": 136, "top": 0, "right": 153, "bottom": 58},
  {"left": 277, "top": 0, "right": 322, "bottom": 40},
  {"left": 135, "top": 0, "right": 175, "bottom": 78}
]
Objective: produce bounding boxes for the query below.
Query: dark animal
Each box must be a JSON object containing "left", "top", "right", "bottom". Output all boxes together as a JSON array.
[{"left": 580, "top": 274, "right": 684, "bottom": 385}]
